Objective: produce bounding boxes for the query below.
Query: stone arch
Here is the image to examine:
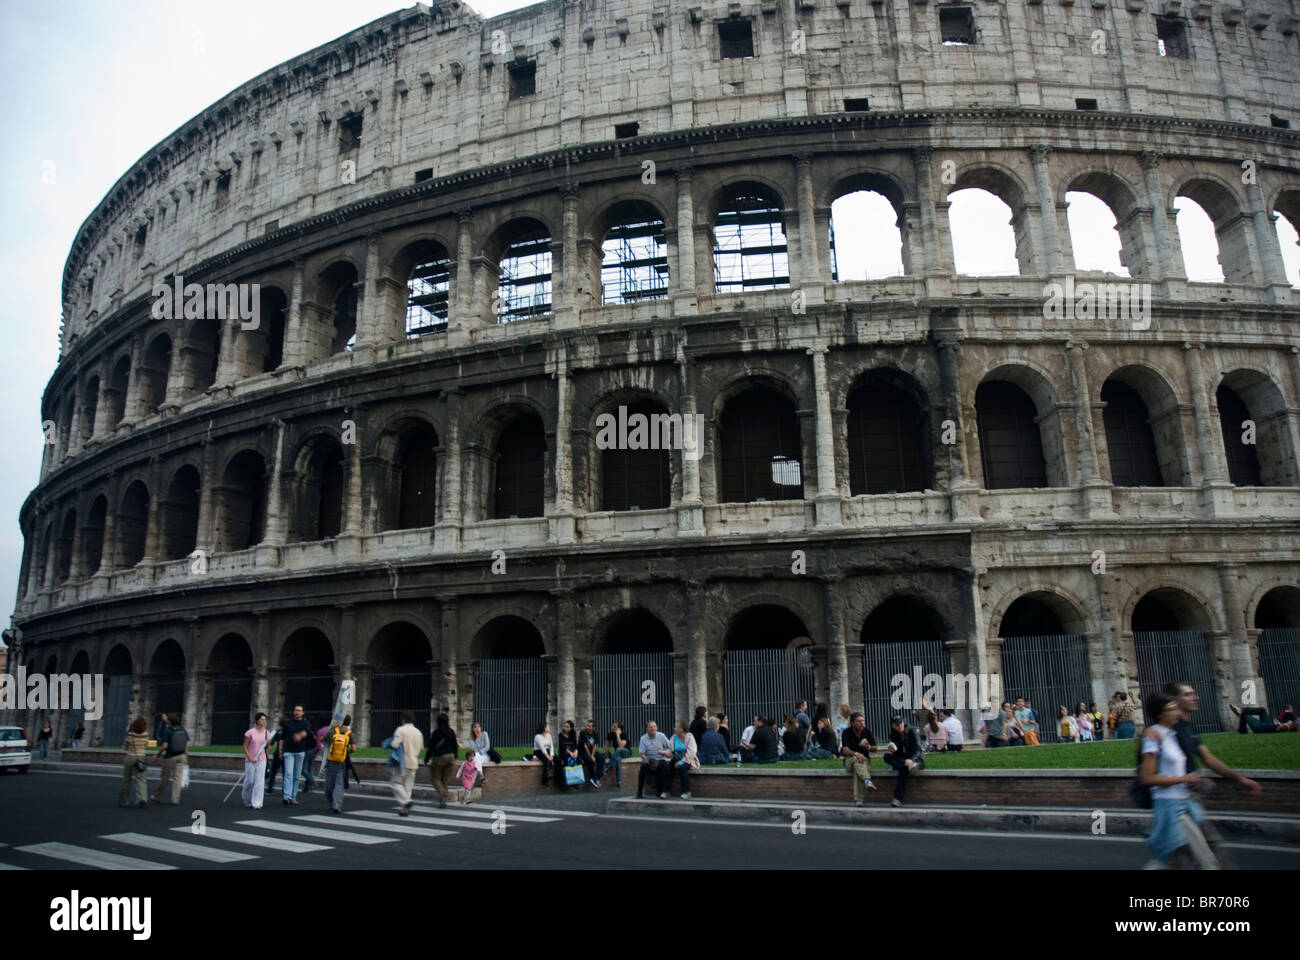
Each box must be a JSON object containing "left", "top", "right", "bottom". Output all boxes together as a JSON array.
[
  {"left": 483, "top": 215, "right": 555, "bottom": 323},
  {"left": 1214, "top": 367, "right": 1297, "bottom": 487},
  {"left": 989, "top": 585, "right": 1090, "bottom": 639},
  {"left": 974, "top": 361, "right": 1066, "bottom": 488},
  {"left": 844, "top": 367, "right": 933, "bottom": 494},
  {"left": 946, "top": 163, "right": 1035, "bottom": 276},
  {"left": 1252, "top": 584, "right": 1300, "bottom": 714},
  {"left": 372, "top": 414, "right": 440, "bottom": 532},
  {"left": 710, "top": 179, "right": 791, "bottom": 295},
  {"left": 116, "top": 479, "right": 150, "bottom": 567},
  {"left": 714, "top": 375, "right": 805, "bottom": 503},
  {"left": 593, "top": 607, "right": 675, "bottom": 655},
  {"left": 161, "top": 464, "right": 202, "bottom": 560},
  {"left": 288, "top": 432, "right": 346, "bottom": 542},
  {"left": 389, "top": 236, "right": 454, "bottom": 339},
  {"left": 1171, "top": 175, "right": 1253, "bottom": 284},
  {"left": 860, "top": 594, "right": 955, "bottom": 731},
  {"left": 1061, "top": 169, "right": 1146, "bottom": 277},
  {"left": 82, "top": 493, "right": 108, "bottom": 576},
  {"left": 589, "top": 391, "right": 674, "bottom": 513},
  {"left": 593, "top": 198, "right": 671, "bottom": 306},
  {"left": 825, "top": 170, "right": 909, "bottom": 279},
  {"left": 1100, "top": 363, "right": 1188, "bottom": 487},
  {"left": 214, "top": 449, "right": 267, "bottom": 552}
]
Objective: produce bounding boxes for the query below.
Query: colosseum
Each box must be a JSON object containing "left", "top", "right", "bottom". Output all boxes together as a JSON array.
[{"left": 7, "top": 0, "right": 1300, "bottom": 752}]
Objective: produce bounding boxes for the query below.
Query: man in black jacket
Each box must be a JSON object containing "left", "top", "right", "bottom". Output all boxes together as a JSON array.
[{"left": 882, "top": 716, "right": 924, "bottom": 807}]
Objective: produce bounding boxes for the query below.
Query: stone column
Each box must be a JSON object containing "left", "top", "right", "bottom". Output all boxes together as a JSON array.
[
  {"left": 1216, "top": 564, "right": 1254, "bottom": 713},
  {"left": 193, "top": 443, "right": 217, "bottom": 555},
  {"left": 684, "top": 581, "right": 708, "bottom": 714},
  {"left": 341, "top": 410, "right": 364, "bottom": 537},
  {"left": 554, "top": 590, "right": 576, "bottom": 725},
  {"left": 1245, "top": 177, "right": 1293, "bottom": 304},
  {"left": 822, "top": 577, "right": 849, "bottom": 712},
  {"left": 92, "top": 372, "right": 113, "bottom": 440},
  {"left": 253, "top": 611, "right": 272, "bottom": 717},
  {"left": 354, "top": 233, "right": 384, "bottom": 352},
  {"left": 549, "top": 350, "right": 575, "bottom": 544},
  {"left": 182, "top": 619, "right": 201, "bottom": 739},
  {"left": 677, "top": 348, "right": 704, "bottom": 535},
  {"left": 450, "top": 210, "right": 473, "bottom": 348},
  {"left": 673, "top": 168, "right": 698, "bottom": 314},
  {"left": 1030, "top": 146, "right": 1069, "bottom": 276},
  {"left": 1065, "top": 341, "right": 1112, "bottom": 517},
  {"left": 261, "top": 419, "right": 288, "bottom": 545},
  {"left": 1140, "top": 152, "right": 1180, "bottom": 286},
  {"left": 435, "top": 391, "right": 463, "bottom": 552},
  {"left": 119, "top": 334, "right": 145, "bottom": 427},
  {"left": 555, "top": 183, "right": 580, "bottom": 329},
  {"left": 934, "top": 329, "right": 979, "bottom": 522},
  {"left": 1183, "top": 342, "right": 1233, "bottom": 515},
  {"left": 139, "top": 459, "right": 163, "bottom": 567},
  {"left": 913, "top": 148, "right": 953, "bottom": 290},
  {"left": 808, "top": 343, "right": 841, "bottom": 526},
  {"left": 794, "top": 154, "right": 825, "bottom": 303},
  {"left": 281, "top": 259, "right": 308, "bottom": 367},
  {"left": 438, "top": 597, "right": 462, "bottom": 732}
]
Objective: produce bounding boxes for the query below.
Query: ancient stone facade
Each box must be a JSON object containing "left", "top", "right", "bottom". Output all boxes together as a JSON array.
[{"left": 8, "top": 0, "right": 1300, "bottom": 747}]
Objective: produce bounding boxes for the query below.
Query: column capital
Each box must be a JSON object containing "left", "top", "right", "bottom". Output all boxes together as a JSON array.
[
  {"left": 1139, "top": 150, "right": 1163, "bottom": 171},
  {"left": 793, "top": 151, "right": 814, "bottom": 170},
  {"left": 1181, "top": 340, "right": 1205, "bottom": 352},
  {"left": 673, "top": 163, "right": 695, "bottom": 182},
  {"left": 561, "top": 180, "right": 580, "bottom": 202},
  {"left": 1064, "top": 339, "right": 1090, "bottom": 353},
  {"left": 1029, "top": 144, "right": 1052, "bottom": 162},
  {"left": 805, "top": 343, "right": 829, "bottom": 356},
  {"left": 911, "top": 146, "right": 934, "bottom": 165},
  {"left": 456, "top": 207, "right": 474, "bottom": 225}
]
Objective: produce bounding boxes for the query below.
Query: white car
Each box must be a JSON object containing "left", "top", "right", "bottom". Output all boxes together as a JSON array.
[{"left": 0, "top": 727, "right": 31, "bottom": 773}]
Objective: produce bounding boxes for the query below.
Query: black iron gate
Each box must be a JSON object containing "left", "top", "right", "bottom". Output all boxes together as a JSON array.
[
  {"left": 210, "top": 676, "right": 253, "bottom": 746},
  {"left": 1258, "top": 627, "right": 1300, "bottom": 716},
  {"left": 999, "top": 634, "right": 1091, "bottom": 743},
  {"left": 862, "top": 639, "right": 953, "bottom": 741},
  {"left": 101, "top": 675, "right": 131, "bottom": 747},
  {"left": 369, "top": 670, "right": 434, "bottom": 746},
  {"left": 1134, "top": 630, "right": 1220, "bottom": 734},
  {"left": 724, "top": 647, "right": 816, "bottom": 737},
  {"left": 475, "top": 658, "right": 548, "bottom": 751},
  {"left": 593, "top": 652, "right": 676, "bottom": 742},
  {"left": 282, "top": 671, "right": 336, "bottom": 723}
]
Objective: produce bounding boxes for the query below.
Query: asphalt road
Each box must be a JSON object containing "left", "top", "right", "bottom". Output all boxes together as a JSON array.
[{"left": 2, "top": 765, "right": 1298, "bottom": 870}]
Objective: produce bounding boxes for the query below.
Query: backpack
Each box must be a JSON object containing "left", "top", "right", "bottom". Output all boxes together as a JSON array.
[
  {"left": 327, "top": 726, "right": 351, "bottom": 763},
  {"left": 167, "top": 727, "right": 189, "bottom": 755},
  {"left": 1129, "top": 733, "right": 1153, "bottom": 809}
]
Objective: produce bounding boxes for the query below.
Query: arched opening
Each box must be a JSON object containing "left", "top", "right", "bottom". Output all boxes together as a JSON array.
[
  {"left": 101, "top": 644, "right": 134, "bottom": 747},
  {"left": 1132, "top": 588, "right": 1218, "bottom": 732},
  {"left": 492, "top": 413, "right": 546, "bottom": 519},
  {"left": 948, "top": 169, "right": 1030, "bottom": 276},
  {"left": 161, "top": 465, "right": 201, "bottom": 560},
  {"left": 290, "top": 437, "right": 345, "bottom": 542},
  {"left": 147, "top": 639, "right": 186, "bottom": 738},
  {"left": 1217, "top": 371, "right": 1296, "bottom": 487},
  {"left": 117, "top": 481, "right": 150, "bottom": 567},
  {"left": 1173, "top": 196, "right": 1225, "bottom": 283},
  {"left": 207, "top": 634, "right": 253, "bottom": 746},
  {"left": 1273, "top": 196, "right": 1300, "bottom": 287},
  {"left": 139, "top": 334, "right": 172, "bottom": 412},
  {"left": 598, "top": 398, "right": 672, "bottom": 512},
  {"left": 82, "top": 495, "right": 107, "bottom": 575},
  {"left": 108, "top": 355, "right": 132, "bottom": 428},
  {"left": 494, "top": 219, "right": 553, "bottom": 322},
  {"left": 600, "top": 201, "right": 669, "bottom": 304},
  {"left": 80, "top": 377, "right": 100, "bottom": 442},
  {"left": 472, "top": 616, "right": 547, "bottom": 747},
  {"left": 215, "top": 451, "right": 266, "bottom": 552},
  {"left": 1101, "top": 379, "right": 1163, "bottom": 486},
  {"left": 1065, "top": 190, "right": 1130, "bottom": 276},
  {"left": 713, "top": 182, "right": 790, "bottom": 294},
  {"left": 1255, "top": 586, "right": 1300, "bottom": 715},
  {"left": 846, "top": 371, "right": 930, "bottom": 495},
  {"left": 404, "top": 240, "right": 452, "bottom": 337},
  {"left": 861, "top": 596, "right": 953, "bottom": 736},
  {"left": 234, "top": 288, "right": 286, "bottom": 375},
  {"left": 724, "top": 605, "right": 815, "bottom": 737},
  {"left": 829, "top": 188, "right": 905, "bottom": 280},
  {"left": 368, "top": 622, "right": 434, "bottom": 746},
  {"left": 593, "top": 609, "right": 675, "bottom": 738},
  {"left": 320, "top": 262, "right": 359, "bottom": 354},
  {"left": 279, "top": 628, "right": 336, "bottom": 722},
  {"left": 1175, "top": 180, "right": 1255, "bottom": 284},
  {"left": 718, "top": 387, "right": 804, "bottom": 503},
  {"left": 395, "top": 424, "right": 439, "bottom": 530},
  {"left": 976, "top": 380, "right": 1048, "bottom": 489},
  {"left": 184, "top": 317, "right": 222, "bottom": 396},
  {"left": 998, "top": 593, "right": 1091, "bottom": 742},
  {"left": 55, "top": 509, "right": 76, "bottom": 583}
]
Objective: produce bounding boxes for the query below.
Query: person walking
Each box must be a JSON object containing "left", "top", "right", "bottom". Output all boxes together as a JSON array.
[
  {"left": 840, "top": 712, "right": 878, "bottom": 805},
  {"left": 70, "top": 723, "right": 85, "bottom": 750},
  {"left": 279, "top": 705, "right": 312, "bottom": 806},
  {"left": 323, "top": 717, "right": 354, "bottom": 814},
  {"left": 1139, "top": 691, "right": 1205, "bottom": 869},
  {"left": 533, "top": 722, "right": 556, "bottom": 786},
  {"left": 389, "top": 711, "right": 424, "bottom": 816},
  {"left": 241, "top": 712, "right": 271, "bottom": 810},
  {"left": 1110, "top": 691, "right": 1137, "bottom": 739},
  {"left": 425, "top": 713, "right": 459, "bottom": 809},
  {"left": 883, "top": 716, "right": 925, "bottom": 808},
  {"left": 37, "top": 721, "right": 52, "bottom": 760},
  {"left": 151, "top": 713, "right": 188, "bottom": 805},
  {"left": 670, "top": 719, "right": 699, "bottom": 799},
  {"left": 118, "top": 716, "right": 151, "bottom": 808},
  {"left": 605, "top": 721, "right": 630, "bottom": 786}
]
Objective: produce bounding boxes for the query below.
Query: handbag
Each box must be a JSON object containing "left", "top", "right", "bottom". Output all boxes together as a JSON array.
[
  {"left": 133, "top": 758, "right": 147, "bottom": 773},
  {"left": 563, "top": 758, "right": 585, "bottom": 786}
]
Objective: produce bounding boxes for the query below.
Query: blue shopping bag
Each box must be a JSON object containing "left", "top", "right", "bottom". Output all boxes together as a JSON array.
[{"left": 563, "top": 759, "right": 585, "bottom": 786}]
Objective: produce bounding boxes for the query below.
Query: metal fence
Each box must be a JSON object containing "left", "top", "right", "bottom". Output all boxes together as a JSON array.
[
  {"left": 1257, "top": 627, "right": 1300, "bottom": 717},
  {"left": 101, "top": 675, "right": 131, "bottom": 747},
  {"left": 476, "top": 657, "right": 549, "bottom": 750},
  {"left": 1134, "top": 629, "right": 1220, "bottom": 734},
  {"left": 282, "top": 671, "right": 336, "bottom": 723},
  {"left": 593, "top": 652, "right": 677, "bottom": 743},
  {"left": 862, "top": 639, "right": 953, "bottom": 740},
  {"left": 724, "top": 647, "right": 816, "bottom": 738},
  {"left": 999, "top": 634, "right": 1092, "bottom": 743},
  {"left": 368, "top": 670, "right": 434, "bottom": 746},
  {"left": 151, "top": 677, "right": 185, "bottom": 729},
  {"left": 210, "top": 676, "right": 253, "bottom": 746}
]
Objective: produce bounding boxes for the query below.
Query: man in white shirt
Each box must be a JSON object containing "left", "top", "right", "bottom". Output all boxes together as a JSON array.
[
  {"left": 940, "top": 709, "right": 964, "bottom": 752},
  {"left": 389, "top": 711, "right": 425, "bottom": 816},
  {"left": 737, "top": 715, "right": 760, "bottom": 760}
]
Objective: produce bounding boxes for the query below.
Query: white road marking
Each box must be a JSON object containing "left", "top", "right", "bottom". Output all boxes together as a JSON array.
[
  {"left": 292, "top": 814, "right": 455, "bottom": 838},
  {"left": 350, "top": 809, "right": 496, "bottom": 831},
  {"left": 402, "top": 803, "right": 558, "bottom": 823},
  {"left": 170, "top": 826, "right": 329, "bottom": 853},
  {"left": 102, "top": 832, "right": 258, "bottom": 863},
  {"left": 0, "top": 862, "right": 26, "bottom": 870},
  {"left": 236, "top": 820, "right": 396, "bottom": 845},
  {"left": 17, "top": 841, "right": 174, "bottom": 870}
]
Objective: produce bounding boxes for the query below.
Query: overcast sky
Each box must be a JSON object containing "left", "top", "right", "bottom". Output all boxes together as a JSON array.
[{"left": 1, "top": 0, "right": 1295, "bottom": 629}]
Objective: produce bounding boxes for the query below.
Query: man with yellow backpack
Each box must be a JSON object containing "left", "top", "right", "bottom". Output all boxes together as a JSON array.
[{"left": 323, "top": 719, "right": 355, "bottom": 814}]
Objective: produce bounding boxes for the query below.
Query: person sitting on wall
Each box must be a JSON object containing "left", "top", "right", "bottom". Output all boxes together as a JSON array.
[
  {"left": 779, "top": 717, "right": 810, "bottom": 761},
  {"left": 840, "top": 712, "right": 877, "bottom": 805},
  {"left": 698, "top": 716, "right": 732, "bottom": 765},
  {"left": 1229, "top": 702, "right": 1299, "bottom": 733},
  {"left": 882, "top": 716, "right": 925, "bottom": 808},
  {"left": 637, "top": 721, "right": 673, "bottom": 799},
  {"left": 737, "top": 715, "right": 761, "bottom": 761},
  {"left": 744, "top": 715, "right": 779, "bottom": 764}
]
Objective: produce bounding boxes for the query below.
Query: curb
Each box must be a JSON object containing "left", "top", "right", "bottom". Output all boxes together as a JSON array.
[{"left": 605, "top": 796, "right": 1300, "bottom": 843}]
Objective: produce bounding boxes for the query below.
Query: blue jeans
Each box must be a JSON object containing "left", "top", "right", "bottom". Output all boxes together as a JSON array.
[
  {"left": 282, "top": 752, "right": 306, "bottom": 800},
  {"left": 303, "top": 755, "right": 316, "bottom": 789},
  {"left": 1116, "top": 721, "right": 1135, "bottom": 740},
  {"left": 323, "top": 760, "right": 347, "bottom": 811},
  {"left": 1147, "top": 796, "right": 1205, "bottom": 862},
  {"left": 39, "top": 741, "right": 49, "bottom": 759},
  {"left": 605, "top": 747, "right": 630, "bottom": 784}
]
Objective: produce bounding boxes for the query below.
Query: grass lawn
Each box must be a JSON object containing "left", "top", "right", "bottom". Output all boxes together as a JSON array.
[{"left": 188, "top": 733, "right": 1297, "bottom": 770}]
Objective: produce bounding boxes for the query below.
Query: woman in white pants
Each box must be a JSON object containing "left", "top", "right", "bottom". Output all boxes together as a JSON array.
[{"left": 242, "top": 712, "right": 271, "bottom": 809}]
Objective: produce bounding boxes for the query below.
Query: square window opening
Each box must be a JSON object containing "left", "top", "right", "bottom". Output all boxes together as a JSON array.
[
  {"left": 509, "top": 60, "right": 537, "bottom": 99},
  {"left": 414, "top": 168, "right": 434, "bottom": 182},
  {"left": 614, "top": 121, "right": 640, "bottom": 139},
  {"left": 939, "top": 6, "right": 975, "bottom": 44},
  {"left": 719, "top": 19, "right": 755, "bottom": 59},
  {"left": 338, "top": 113, "right": 363, "bottom": 153},
  {"left": 1075, "top": 97, "right": 1099, "bottom": 110},
  {"left": 1271, "top": 115, "right": 1290, "bottom": 129},
  {"left": 844, "top": 98, "right": 870, "bottom": 112},
  {"left": 1155, "top": 16, "right": 1189, "bottom": 58}
]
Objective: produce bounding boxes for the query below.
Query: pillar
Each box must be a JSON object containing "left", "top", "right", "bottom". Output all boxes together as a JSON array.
[
  {"left": 1216, "top": 564, "right": 1254, "bottom": 715},
  {"left": 438, "top": 597, "right": 462, "bottom": 732},
  {"left": 934, "top": 330, "right": 979, "bottom": 521},
  {"left": 450, "top": 210, "right": 473, "bottom": 347},
  {"left": 1030, "top": 146, "right": 1069, "bottom": 276},
  {"left": 794, "top": 154, "right": 825, "bottom": 302},
  {"left": 554, "top": 590, "right": 576, "bottom": 725},
  {"left": 262, "top": 419, "right": 288, "bottom": 544},
  {"left": 1140, "top": 152, "right": 1178, "bottom": 284},
  {"left": 1245, "top": 177, "right": 1293, "bottom": 304},
  {"left": 808, "top": 343, "right": 841, "bottom": 526},
  {"left": 281, "top": 259, "right": 308, "bottom": 367},
  {"left": 1065, "top": 341, "right": 1112, "bottom": 516},
  {"left": 1183, "top": 342, "right": 1233, "bottom": 515},
  {"left": 182, "top": 619, "right": 201, "bottom": 740},
  {"left": 676, "top": 349, "right": 704, "bottom": 534},
  {"left": 684, "top": 581, "right": 708, "bottom": 714},
  {"left": 674, "top": 167, "right": 699, "bottom": 313},
  {"left": 556, "top": 184, "right": 580, "bottom": 328},
  {"left": 822, "top": 577, "right": 849, "bottom": 712},
  {"left": 341, "top": 409, "right": 364, "bottom": 537},
  {"left": 549, "top": 351, "right": 576, "bottom": 544},
  {"left": 253, "top": 611, "right": 272, "bottom": 718}
]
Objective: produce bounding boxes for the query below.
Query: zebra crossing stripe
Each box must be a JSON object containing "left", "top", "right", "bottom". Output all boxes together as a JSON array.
[
  {"left": 292, "top": 814, "right": 455, "bottom": 839},
  {"left": 17, "top": 842, "right": 174, "bottom": 871},
  {"left": 102, "top": 832, "right": 258, "bottom": 863},
  {"left": 351, "top": 809, "right": 495, "bottom": 831},
  {"left": 404, "top": 804, "right": 558, "bottom": 824},
  {"left": 169, "top": 826, "right": 329, "bottom": 853},
  {"left": 236, "top": 820, "right": 396, "bottom": 845},
  {"left": 0, "top": 862, "right": 26, "bottom": 870}
]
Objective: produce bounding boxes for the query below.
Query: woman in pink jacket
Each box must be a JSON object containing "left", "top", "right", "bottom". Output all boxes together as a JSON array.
[{"left": 669, "top": 720, "right": 700, "bottom": 800}]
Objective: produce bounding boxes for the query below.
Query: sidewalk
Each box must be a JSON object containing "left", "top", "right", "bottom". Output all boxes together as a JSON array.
[{"left": 605, "top": 795, "right": 1300, "bottom": 843}]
